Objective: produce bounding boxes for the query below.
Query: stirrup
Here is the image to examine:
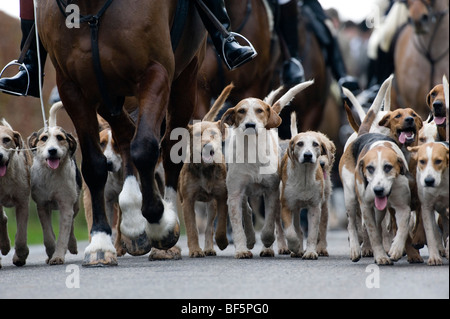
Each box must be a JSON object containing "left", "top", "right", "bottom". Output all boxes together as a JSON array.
[
  {"left": 222, "top": 32, "right": 257, "bottom": 71},
  {"left": 0, "top": 60, "right": 30, "bottom": 96}
]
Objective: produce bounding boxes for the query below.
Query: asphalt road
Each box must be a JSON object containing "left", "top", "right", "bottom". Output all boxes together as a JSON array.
[{"left": 0, "top": 230, "right": 448, "bottom": 300}]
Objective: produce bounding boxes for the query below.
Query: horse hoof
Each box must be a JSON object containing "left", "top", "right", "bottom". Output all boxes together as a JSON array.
[
  {"left": 149, "top": 221, "right": 180, "bottom": 250},
  {"left": 83, "top": 232, "right": 118, "bottom": 267},
  {"left": 83, "top": 251, "right": 118, "bottom": 267},
  {"left": 146, "top": 200, "right": 180, "bottom": 250},
  {"left": 121, "top": 232, "right": 152, "bottom": 256}
]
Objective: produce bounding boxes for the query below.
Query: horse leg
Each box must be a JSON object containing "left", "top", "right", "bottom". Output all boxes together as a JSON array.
[
  {"left": 156, "top": 58, "right": 200, "bottom": 249},
  {"left": 124, "top": 63, "right": 179, "bottom": 250},
  {"left": 57, "top": 77, "right": 117, "bottom": 266},
  {"left": 98, "top": 103, "right": 152, "bottom": 255}
]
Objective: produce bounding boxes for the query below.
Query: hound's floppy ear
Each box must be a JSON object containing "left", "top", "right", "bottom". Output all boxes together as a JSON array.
[
  {"left": 413, "top": 110, "right": 423, "bottom": 131},
  {"left": 12, "top": 131, "right": 24, "bottom": 151},
  {"left": 217, "top": 121, "right": 229, "bottom": 141},
  {"left": 378, "top": 113, "right": 391, "bottom": 127},
  {"left": 27, "top": 132, "right": 39, "bottom": 154},
  {"left": 265, "top": 107, "right": 282, "bottom": 129},
  {"left": 66, "top": 132, "right": 78, "bottom": 157},
  {"left": 287, "top": 139, "right": 297, "bottom": 163},
  {"left": 426, "top": 90, "right": 433, "bottom": 108},
  {"left": 220, "top": 107, "right": 235, "bottom": 135},
  {"left": 357, "top": 158, "right": 368, "bottom": 188},
  {"left": 407, "top": 145, "right": 419, "bottom": 162},
  {"left": 397, "top": 156, "right": 407, "bottom": 175}
]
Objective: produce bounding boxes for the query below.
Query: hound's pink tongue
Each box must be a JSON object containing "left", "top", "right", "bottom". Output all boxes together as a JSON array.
[
  {"left": 0, "top": 165, "right": 6, "bottom": 177},
  {"left": 399, "top": 131, "right": 413, "bottom": 144},
  {"left": 375, "top": 196, "right": 388, "bottom": 211},
  {"left": 47, "top": 159, "right": 60, "bottom": 170},
  {"left": 434, "top": 117, "right": 446, "bottom": 125}
]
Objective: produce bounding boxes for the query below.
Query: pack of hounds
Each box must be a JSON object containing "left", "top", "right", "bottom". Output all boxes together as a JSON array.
[{"left": 0, "top": 75, "right": 448, "bottom": 268}]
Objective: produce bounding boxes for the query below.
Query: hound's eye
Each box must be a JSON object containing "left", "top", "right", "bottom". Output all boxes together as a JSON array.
[
  {"left": 411, "top": 113, "right": 417, "bottom": 117},
  {"left": 419, "top": 159, "right": 426, "bottom": 165},
  {"left": 366, "top": 166, "right": 375, "bottom": 174},
  {"left": 313, "top": 142, "right": 319, "bottom": 147},
  {"left": 435, "top": 159, "right": 442, "bottom": 165},
  {"left": 238, "top": 109, "right": 246, "bottom": 114},
  {"left": 395, "top": 114, "right": 402, "bottom": 119},
  {"left": 40, "top": 135, "right": 48, "bottom": 142},
  {"left": 256, "top": 108, "right": 264, "bottom": 114},
  {"left": 2, "top": 137, "right": 11, "bottom": 144},
  {"left": 100, "top": 142, "right": 106, "bottom": 149},
  {"left": 297, "top": 141, "right": 303, "bottom": 147},
  {"left": 384, "top": 164, "right": 393, "bottom": 173},
  {"left": 56, "top": 135, "right": 65, "bottom": 141}
]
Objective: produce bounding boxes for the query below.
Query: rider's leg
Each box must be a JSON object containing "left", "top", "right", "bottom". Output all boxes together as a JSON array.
[
  {"left": 196, "top": 0, "right": 256, "bottom": 70},
  {"left": 278, "top": 0, "right": 305, "bottom": 86},
  {"left": 0, "top": 0, "right": 46, "bottom": 98}
]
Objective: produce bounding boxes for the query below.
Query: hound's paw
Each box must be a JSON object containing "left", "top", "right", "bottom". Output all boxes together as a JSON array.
[
  {"left": 12, "top": 248, "right": 29, "bottom": 267},
  {"left": 278, "top": 247, "right": 291, "bottom": 255},
  {"left": 260, "top": 247, "right": 275, "bottom": 257},
  {"left": 203, "top": 249, "right": 217, "bottom": 256},
  {"left": 0, "top": 241, "right": 10, "bottom": 256},
  {"left": 302, "top": 251, "right": 318, "bottom": 260},
  {"left": 48, "top": 256, "right": 65, "bottom": 265},
  {"left": 149, "top": 246, "right": 182, "bottom": 261},
  {"left": 290, "top": 251, "right": 303, "bottom": 258},
  {"left": 350, "top": 246, "right": 361, "bottom": 262},
  {"left": 388, "top": 247, "right": 404, "bottom": 262},
  {"left": 427, "top": 255, "right": 443, "bottom": 266},
  {"left": 189, "top": 249, "right": 205, "bottom": 258},
  {"left": 235, "top": 250, "right": 253, "bottom": 259},
  {"left": 317, "top": 247, "right": 329, "bottom": 257},
  {"left": 361, "top": 247, "right": 373, "bottom": 257},
  {"left": 375, "top": 255, "right": 393, "bottom": 265}
]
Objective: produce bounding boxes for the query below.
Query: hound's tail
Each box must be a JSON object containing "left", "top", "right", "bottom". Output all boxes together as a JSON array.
[
  {"left": 48, "top": 101, "right": 64, "bottom": 127},
  {"left": 202, "top": 83, "right": 234, "bottom": 122},
  {"left": 358, "top": 74, "right": 393, "bottom": 136},
  {"left": 290, "top": 111, "right": 298, "bottom": 137}
]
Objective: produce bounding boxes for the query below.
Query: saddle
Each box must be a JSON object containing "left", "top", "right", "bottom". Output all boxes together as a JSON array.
[{"left": 55, "top": 0, "right": 189, "bottom": 117}]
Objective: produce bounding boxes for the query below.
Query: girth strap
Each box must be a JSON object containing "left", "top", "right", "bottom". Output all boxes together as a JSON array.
[{"left": 56, "top": 0, "right": 121, "bottom": 116}]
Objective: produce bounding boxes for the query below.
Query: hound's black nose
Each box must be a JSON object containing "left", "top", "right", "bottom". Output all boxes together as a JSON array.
[
  {"left": 373, "top": 186, "right": 385, "bottom": 197},
  {"left": 48, "top": 148, "right": 58, "bottom": 157},
  {"left": 303, "top": 152, "right": 313, "bottom": 163},
  {"left": 245, "top": 123, "right": 256, "bottom": 130},
  {"left": 424, "top": 176, "right": 435, "bottom": 187},
  {"left": 404, "top": 117, "right": 414, "bottom": 125},
  {"left": 433, "top": 100, "right": 443, "bottom": 112}
]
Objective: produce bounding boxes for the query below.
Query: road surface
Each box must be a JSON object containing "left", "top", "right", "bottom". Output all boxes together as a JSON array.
[{"left": 0, "top": 230, "right": 448, "bottom": 300}]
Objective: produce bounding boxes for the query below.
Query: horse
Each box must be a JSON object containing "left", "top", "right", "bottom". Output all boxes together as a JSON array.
[
  {"left": 392, "top": 0, "right": 449, "bottom": 118},
  {"left": 37, "top": 0, "right": 207, "bottom": 266},
  {"left": 276, "top": 5, "right": 330, "bottom": 140},
  {"left": 195, "top": 0, "right": 279, "bottom": 119}
]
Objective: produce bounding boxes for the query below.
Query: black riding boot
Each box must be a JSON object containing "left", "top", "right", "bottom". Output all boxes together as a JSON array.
[
  {"left": 0, "top": 19, "right": 47, "bottom": 98},
  {"left": 196, "top": 0, "right": 256, "bottom": 70},
  {"left": 279, "top": 0, "right": 305, "bottom": 85},
  {"left": 328, "top": 36, "right": 359, "bottom": 94}
]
